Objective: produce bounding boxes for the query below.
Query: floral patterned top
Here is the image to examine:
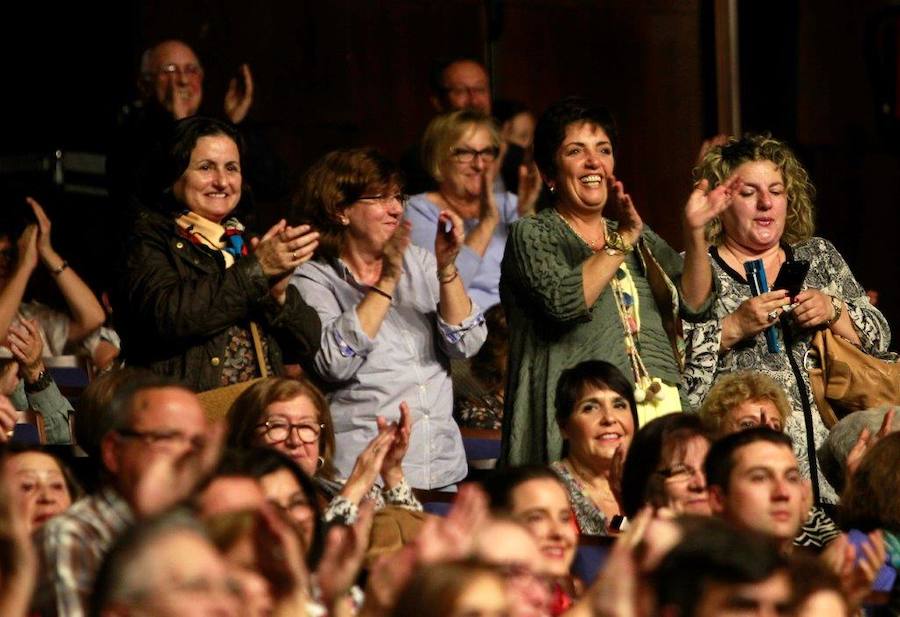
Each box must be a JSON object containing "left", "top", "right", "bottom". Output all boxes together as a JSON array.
[
  {"left": 683, "top": 239, "right": 893, "bottom": 504},
  {"left": 551, "top": 461, "right": 609, "bottom": 536},
  {"left": 316, "top": 477, "right": 423, "bottom": 525}
]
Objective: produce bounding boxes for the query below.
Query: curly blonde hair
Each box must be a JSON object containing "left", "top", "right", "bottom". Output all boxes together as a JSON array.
[
  {"left": 698, "top": 371, "right": 792, "bottom": 436},
  {"left": 694, "top": 134, "right": 816, "bottom": 246}
]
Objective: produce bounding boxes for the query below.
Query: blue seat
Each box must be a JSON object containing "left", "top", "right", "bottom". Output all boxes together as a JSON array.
[{"left": 572, "top": 537, "right": 613, "bottom": 584}]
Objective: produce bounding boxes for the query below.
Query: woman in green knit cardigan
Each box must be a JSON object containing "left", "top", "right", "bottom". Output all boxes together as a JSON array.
[{"left": 499, "top": 97, "right": 737, "bottom": 466}]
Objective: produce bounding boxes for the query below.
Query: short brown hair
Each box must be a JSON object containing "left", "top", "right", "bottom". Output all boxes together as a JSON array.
[
  {"left": 699, "top": 371, "right": 791, "bottom": 436},
  {"left": 225, "top": 377, "right": 337, "bottom": 480},
  {"left": 420, "top": 110, "right": 499, "bottom": 183},
  {"left": 292, "top": 148, "right": 404, "bottom": 260}
]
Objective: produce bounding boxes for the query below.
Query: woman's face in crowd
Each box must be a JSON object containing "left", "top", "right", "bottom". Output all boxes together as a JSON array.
[
  {"left": 552, "top": 122, "right": 614, "bottom": 213},
  {"left": 658, "top": 435, "right": 711, "bottom": 516},
  {"left": 720, "top": 398, "right": 784, "bottom": 437},
  {"left": 342, "top": 185, "right": 404, "bottom": 252},
  {"left": 259, "top": 467, "right": 316, "bottom": 554},
  {"left": 173, "top": 134, "right": 242, "bottom": 224},
  {"left": 440, "top": 124, "right": 497, "bottom": 200},
  {"left": 450, "top": 573, "right": 510, "bottom": 617},
  {"left": 256, "top": 394, "right": 322, "bottom": 477},
  {"left": 6, "top": 451, "right": 72, "bottom": 531},
  {"left": 509, "top": 478, "right": 578, "bottom": 578},
  {"left": 720, "top": 160, "right": 787, "bottom": 252},
  {"left": 563, "top": 385, "right": 634, "bottom": 468}
]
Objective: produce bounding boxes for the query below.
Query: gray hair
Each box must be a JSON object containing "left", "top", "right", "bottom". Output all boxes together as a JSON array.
[
  {"left": 817, "top": 406, "right": 898, "bottom": 493},
  {"left": 90, "top": 509, "right": 208, "bottom": 616}
]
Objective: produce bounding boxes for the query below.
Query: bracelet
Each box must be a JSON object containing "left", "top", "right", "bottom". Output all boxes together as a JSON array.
[
  {"left": 823, "top": 295, "right": 843, "bottom": 327},
  {"left": 50, "top": 261, "right": 69, "bottom": 276},
  {"left": 370, "top": 286, "right": 393, "bottom": 302},
  {"left": 438, "top": 265, "right": 459, "bottom": 285}
]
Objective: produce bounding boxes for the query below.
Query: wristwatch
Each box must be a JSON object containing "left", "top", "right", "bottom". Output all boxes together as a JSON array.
[
  {"left": 824, "top": 295, "right": 843, "bottom": 327},
  {"left": 24, "top": 369, "right": 53, "bottom": 393},
  {"left": 604, "top": 230, "right": 634, "bottom": 256}
]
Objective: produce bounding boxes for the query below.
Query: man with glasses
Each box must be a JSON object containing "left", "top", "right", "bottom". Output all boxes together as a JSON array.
[
  {"left": 108, "top": 39, "right": 287, "bottom": 213},
  {"left": 33, "top": 372, "right": 214, "bottom": 617}
]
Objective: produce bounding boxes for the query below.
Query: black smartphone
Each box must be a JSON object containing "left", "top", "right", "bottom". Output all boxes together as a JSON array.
[{"left": 772, "top": 260, "right": 810, "bottom": 297}]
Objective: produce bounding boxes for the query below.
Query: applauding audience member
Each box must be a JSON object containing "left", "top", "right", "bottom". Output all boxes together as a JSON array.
[
  {"left": 115, "top": 117, "right": 321, "bottom": 392},
  {"left": 292, "top": 148, "right": 486, "bottom": 490},
  {"left": 3, "top": 446, "right": 80, "bottom": 533},
  {"left": 226, "top": 376, "right": 422, "bottom": 524}
]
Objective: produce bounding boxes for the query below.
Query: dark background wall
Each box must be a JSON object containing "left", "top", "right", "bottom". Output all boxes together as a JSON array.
[{"left": 3, "top": 0, "right": 900, "bottom": 344}]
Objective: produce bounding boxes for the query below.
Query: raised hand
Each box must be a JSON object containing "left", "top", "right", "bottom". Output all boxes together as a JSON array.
[
  {"left": 380, "top": 220, "right": 411, "bottom": 284},
  {"left": 846, "top": 408, "right": 895, "bottom": 479},
  {"left": 25, "top": 198, "right": 54, "bottom": 261},
  {"left": 316, "top": 500, "right": 375, "bottom": 609},
  {"left": 0, "top": 362, "right": 18, "bottom": 397},
  {"left": 15, "top": 225, "right": 38, "bottom": 275},
  {"left": 224, "top": 63, "right": 254, "bottom": 124},
  {"left": 254, "top": 502, "right": 310, "bottom": 603},
  {"left": 7, "top": 319, "right": 44, "bottom": 384},
  {"left": 253, "top": 220, "right": 320, "bottom": 278},
  {"left": 478, "top": 164, "right": 500, "bottom": 222},
  {"left": 339, "top": 427, "right": 396, "bottom": 506},
  {"left": 414, "top": 483, "right": 489, "bottom": 564},
  {"left": 683, "top": 176, "right": 741, "bottom": 234},
  {"left": 605, "top": 167, "right": 643, "bottom": 246},
  {"left": 378, "top": 402, "right": 412, "bottom": 488},
  {"left": 517, "top": 162, "right": 542, "bottom": 216},
  {"left": 434, "top": 210, "right": 464, "bottom": 272},
  {"left": 163, "top": 77, "right": 194, "bottom": 120}
]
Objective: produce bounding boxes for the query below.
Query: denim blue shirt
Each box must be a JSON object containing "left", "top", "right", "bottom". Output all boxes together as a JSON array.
[
  {"left": 291, "top": 246, "right": 486, "bottom": 489},
  {"left": 406, "top": 191, "right": 519, "bottom": 309}
]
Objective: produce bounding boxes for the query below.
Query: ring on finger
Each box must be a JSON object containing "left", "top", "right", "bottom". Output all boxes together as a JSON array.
[{"left": 767, "top": 309, "right": 779, "bottom": 322}]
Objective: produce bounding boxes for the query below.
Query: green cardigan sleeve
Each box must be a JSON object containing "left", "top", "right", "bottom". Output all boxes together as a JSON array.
[{"left": 505, "top": 214, "right": 593, "bottom": 325}]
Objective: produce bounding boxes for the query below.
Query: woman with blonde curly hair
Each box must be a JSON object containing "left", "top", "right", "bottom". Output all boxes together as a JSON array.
[
  {"left": 698, "top": 370, "right": 791, "bottom": 436},
  {"left": 683, "top": 134, "right": 891, "bottom": 506}
]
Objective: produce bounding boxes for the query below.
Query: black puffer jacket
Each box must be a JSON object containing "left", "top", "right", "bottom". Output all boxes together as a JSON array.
[{"left": 114, "top": 208, "right": 321, "bottom": 391}]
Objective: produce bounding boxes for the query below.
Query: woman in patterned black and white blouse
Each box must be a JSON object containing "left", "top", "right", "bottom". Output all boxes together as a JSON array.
[{"left": 683, "top": 134, "right": 892, "bottom": 505}]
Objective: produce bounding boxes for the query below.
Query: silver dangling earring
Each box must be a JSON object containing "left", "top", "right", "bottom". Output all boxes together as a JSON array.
[{"left": 548, "top": 184, "right": 556, "bottom": 193}]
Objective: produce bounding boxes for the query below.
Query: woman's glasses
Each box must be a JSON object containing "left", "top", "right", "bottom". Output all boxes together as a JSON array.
[
  {"left": 256, "top": 416, "right": 324, "bottom": 444},
  {"left": 450, "top": 147, "right": 499, "bottom": 164}
]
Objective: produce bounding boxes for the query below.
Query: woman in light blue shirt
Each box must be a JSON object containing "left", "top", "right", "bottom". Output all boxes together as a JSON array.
[
  {"left": 406, "top": 110, "right": 540, "bottom": 309},
  {"left": 291, "top": 148, "right": 486, "bottom": 490}
]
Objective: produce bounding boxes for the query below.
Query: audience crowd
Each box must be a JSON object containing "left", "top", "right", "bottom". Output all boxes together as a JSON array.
[{"left": 1, "top": 38, "right": 899, "bottom": 617}]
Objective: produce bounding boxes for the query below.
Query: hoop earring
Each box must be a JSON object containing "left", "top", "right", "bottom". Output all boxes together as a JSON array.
[{"left": 317, "top": 456, "right": 325, "bottom": 470}]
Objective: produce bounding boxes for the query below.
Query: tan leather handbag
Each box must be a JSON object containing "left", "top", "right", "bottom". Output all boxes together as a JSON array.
[{"left": 807, "top": 328, "right": 900, "bottom": 428}]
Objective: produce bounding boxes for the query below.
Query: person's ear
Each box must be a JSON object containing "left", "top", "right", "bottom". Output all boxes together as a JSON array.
[
  {"left": 101, "top": 432, "right": 121, "bottom": 475},
  {"left": 707, "top": 485, "right": 726, "bottom": 515}
]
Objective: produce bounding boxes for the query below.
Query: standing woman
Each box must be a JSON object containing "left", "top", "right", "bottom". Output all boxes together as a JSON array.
[
  {"left": 115, "top": 116, "right": 321, "bottom": 391},
  {"left": 406, "top": 110, "right": 540, "bottom": 309},
  {"left": 291, "top": 148, "right": 486, "bottom": 490},
  {"left": 683, "top": 134, "right": 891, "bottom": 504},
  {"left": 500, "top": 97, "right": 734, "bottom": 466}
]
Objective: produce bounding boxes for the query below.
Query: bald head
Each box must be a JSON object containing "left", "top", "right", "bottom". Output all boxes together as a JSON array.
[
  {"left": 139, "top": 39, "right": 204, "bottom": 117},
  {"left": 431, "top": 59, "right": 491, "bottom": 114}
]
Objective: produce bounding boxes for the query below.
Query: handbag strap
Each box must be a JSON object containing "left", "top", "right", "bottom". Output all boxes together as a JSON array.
[{"left": 249, "top": 321, "right": 269, "bottom": 379}]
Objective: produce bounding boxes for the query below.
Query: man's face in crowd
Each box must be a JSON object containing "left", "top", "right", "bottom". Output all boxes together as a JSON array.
[
  {"left": 142, "top": 40, "right": 204, "bottom": 117},
  {"left": 437, "top": 60, "right": 491, "bottom": 114},
  {"left": 709, "top": 441, "right": 808, "bottom": 543},
  {"left": 691, "top": 570, "right": 793, "bottom": 617}
]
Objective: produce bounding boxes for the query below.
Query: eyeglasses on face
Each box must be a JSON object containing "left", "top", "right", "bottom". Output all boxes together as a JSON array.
[
  {"left": 256, "top": 417, "right": 324, "bottom": 444},
  {"left": 357, "top": 193, "right": 407, "bottom": 205},
  {"left": 116, "top": 428, "right": 207, "bottom": 451},
  {"left": 450, "top": 147, "right": 499, "bottom": 164},
  {"left": 656, "top": 463, "right": 703, "bottom": 483},
  {"left": 149, "top": 63, "right": 204, "bottom": 79}
]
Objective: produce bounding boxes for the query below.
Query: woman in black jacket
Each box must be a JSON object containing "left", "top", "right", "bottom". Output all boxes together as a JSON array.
[{"left": 115, "top": 117, "right": 320, "bottom": 391}]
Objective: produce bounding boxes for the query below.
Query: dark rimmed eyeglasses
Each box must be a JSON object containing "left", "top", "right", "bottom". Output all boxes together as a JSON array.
[
  {"left": 256, "top": 418, "right": 324, "bottom": 444},
  {"left": 656, "top": 463, "right": 703, "bottom": 483},
  {"left": 450, "top": 147, "right": 499, "bottom": 164}
]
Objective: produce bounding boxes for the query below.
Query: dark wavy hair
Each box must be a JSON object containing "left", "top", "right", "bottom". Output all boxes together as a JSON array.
[
  {"left": 554, "top": 360, "right": 637, "bottom": 431},
  {"left": 533, "top": 96, "right": 618, "bottom": 208}
]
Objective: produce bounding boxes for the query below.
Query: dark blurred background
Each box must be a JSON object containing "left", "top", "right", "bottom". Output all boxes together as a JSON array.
[{"left": 2, "top": 0, "right": 899, "bottom": 345}]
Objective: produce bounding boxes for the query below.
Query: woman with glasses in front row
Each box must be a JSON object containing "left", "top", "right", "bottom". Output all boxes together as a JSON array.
[
  {"left": 226, "top": 376, "right": 422, "bottom": 524},
  {"left": 406, "top": 110, "right": 541, "bottom": 309}
]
